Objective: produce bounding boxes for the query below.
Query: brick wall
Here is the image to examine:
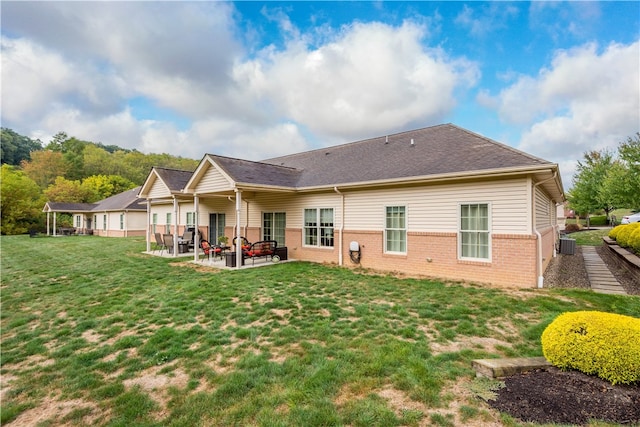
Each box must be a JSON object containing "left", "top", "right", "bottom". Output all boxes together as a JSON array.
[{"left": 339, "top": 230, "right": 539, "bottom": 287}]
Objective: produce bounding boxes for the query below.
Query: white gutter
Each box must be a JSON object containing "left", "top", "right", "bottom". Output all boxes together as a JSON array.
[
  {"left": 334, "top": 186, "right": 344, "bottom": 266},
  {"left": 533, "top": 171, "right": 558, "bottom": 288}
]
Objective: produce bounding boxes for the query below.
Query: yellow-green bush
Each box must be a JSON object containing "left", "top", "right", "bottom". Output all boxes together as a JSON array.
[
  {"left": 631, "top": 227, "right": 640, "bottom": 254},
  {"left": 609, "top": 225, "right": 625, "bottom": 240},
  {"left": 617, "top": 222, "right": 640, "bottom": 248},
  {"left": 541, "top": 311, "right": 640, "bottom": 385}
]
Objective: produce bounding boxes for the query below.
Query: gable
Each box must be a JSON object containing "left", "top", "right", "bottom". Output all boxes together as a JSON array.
[
  {"left": 192, "top": 161, "right": 234, "bottom": 193},
  {"left": 148, "top": 175, "right": 172, "bottom": 199}
]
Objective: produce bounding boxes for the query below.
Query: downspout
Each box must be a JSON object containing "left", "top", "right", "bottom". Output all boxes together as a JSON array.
[
  {"left": 146, "top": 200, "right": 151, "bottom": 252},
  {"left": 245, "top": 200, "right": 250, "bottom": 237},
  {"left": 194, "top": 195, "right": 200, "bottom": 262},
  {"left": 334, "top": 186, "right": 344, "bottom": 266},
  {"left": 235, "top": 189, "right": 242, "bottom": 269},
  {"left": 173, "top": 197, "right": 179, "bottom": 256},
  {"left": 532, "top": 171, "right": 558, "bottom": 288}
]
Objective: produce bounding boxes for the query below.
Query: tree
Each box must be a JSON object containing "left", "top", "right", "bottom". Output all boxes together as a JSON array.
[
  {"left": 0, "top": 165, "right": 46, "bottom": 234},
  {"left": 44, "top": 177, "right": 92, "bottom": 203},
  {"left": 45, "top": 131, "right": 69, "bottom": 151},
  {"left": 1, "top": 128, "right": 43, "bottom": 165},
  {"left": 568, "top": 150, "right": 615, "bottom": 224},
  {"left": 21, "top": 150, "right": 70, "bottom": 189},
  {"left": 81, "top": 175, "right": 136, "bottom": 202},
  {"left": 617, "top": 133, "right": 640, "bottom": 210}
]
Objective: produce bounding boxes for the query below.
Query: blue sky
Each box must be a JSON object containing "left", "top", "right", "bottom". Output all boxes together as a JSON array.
[{"left": 2, "top": 1, "right": 639, "bottom": 188}]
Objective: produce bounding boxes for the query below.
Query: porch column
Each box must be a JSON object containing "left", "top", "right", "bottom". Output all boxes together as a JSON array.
[
  {"left": 235, "top": 189, "right": 242, "bottom": 269},
  {"left": 194, "top": 195, "right": 200, "bottom": 262},
  {"left": 53, "top": 212, "right": 57, "bottom": 236},
  {"left": 173, "top": 197, "right": 179, "bottom": 256},
  {"left": 47, "top": 211, "right": 50, "bottom": 236},
  {"left": 146, "top": 200, "right": 151, "bottom": 252}
]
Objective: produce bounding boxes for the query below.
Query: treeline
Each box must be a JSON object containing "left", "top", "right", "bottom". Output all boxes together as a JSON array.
[
  {"left": 569, "top": 133, "right": 640, "bottom": 218},
  {"left": 1, "top": 128, "right": 199, "bottom": 234}
]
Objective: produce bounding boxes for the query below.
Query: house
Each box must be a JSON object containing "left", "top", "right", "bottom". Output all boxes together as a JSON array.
[
  {"left": 138, "top": 124, "right": 565, "bottom": 288},
  {"left": 42, "top": 186, "right": 147, "bottom": 237}
]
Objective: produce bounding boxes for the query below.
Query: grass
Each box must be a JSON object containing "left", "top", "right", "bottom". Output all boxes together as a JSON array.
[
  {"left": 565, "top": 228, "right": 611, "bottom": 246},
  {"left": 1, "top": 235, "right": 639, "bottom": 426}
]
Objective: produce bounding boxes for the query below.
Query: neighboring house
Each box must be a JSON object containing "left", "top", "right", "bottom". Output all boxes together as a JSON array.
[
  {"left": 138, "top": 124, "right": 565, "bottom": 288},
  {"left": 43, "top": 187, "right": 147, "bottom": 237}
]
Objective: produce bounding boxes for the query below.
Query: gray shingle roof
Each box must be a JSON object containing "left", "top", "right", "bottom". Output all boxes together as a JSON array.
[
  {"left": 153, "top": 168, "right": 194, "bottom": 192},
  {"left": 208, "top": 155, "right": 302, "bottom": 188},
  {"left": 216, "top": 123, "right": 553, "bottom": 188},
  {"left": 93, "top": 186, "right": 145, "bottom": 211},
  {"left": 44, "top": 187, "right": 145, "bottom": 213},
  {"left": 45, "top": 202, "right": 97, "bottom": 212}
]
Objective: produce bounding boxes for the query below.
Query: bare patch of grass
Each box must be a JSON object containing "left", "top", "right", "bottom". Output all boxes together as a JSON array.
[{"left": 2, "top": 235, "right": 638, "bottom": 426}]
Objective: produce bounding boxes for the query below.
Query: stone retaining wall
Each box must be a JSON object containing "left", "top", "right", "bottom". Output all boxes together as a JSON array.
[{"left": 602, "top": 237, "right": 640, "bottom": 284}]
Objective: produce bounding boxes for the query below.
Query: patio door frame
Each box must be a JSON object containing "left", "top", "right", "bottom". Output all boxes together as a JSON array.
[{"left": 209, "top": 213, "right": 226, "bottom": 244}]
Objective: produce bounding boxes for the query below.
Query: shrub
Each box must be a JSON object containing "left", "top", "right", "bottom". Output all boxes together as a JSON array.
[
  {"left": 564, "top": 223, "right": 581, "bottom": 233},
  {"left": 541, "top": 311, "right": 640, "bottom": 385},
  {"left": 609, "top": 225, "right": 625, "bottom": 240},
  {"left": 631, "top": 227, "right": 640, "bottom": 254},
  {"left": 617, "top": 222, "right": 640, "bottom": 248}
]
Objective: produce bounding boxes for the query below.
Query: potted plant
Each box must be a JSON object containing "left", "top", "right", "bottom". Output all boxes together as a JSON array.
[{"left": 218, "top": 236, "right": 229, "bottom": 247}]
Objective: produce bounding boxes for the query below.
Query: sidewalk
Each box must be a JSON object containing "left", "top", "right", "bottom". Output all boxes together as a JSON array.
[{"left": 582, "top": 246, "right": 627, "bottom": 295}]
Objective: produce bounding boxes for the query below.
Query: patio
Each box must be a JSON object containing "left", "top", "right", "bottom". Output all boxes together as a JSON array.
[{"left": 144, "top": 248, "right": 292, "bottom": 270}]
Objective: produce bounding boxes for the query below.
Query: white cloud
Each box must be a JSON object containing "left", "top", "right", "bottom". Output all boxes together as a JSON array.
[
  {"left": 235, "top": 20, "right": 479, "bottom": 139},
  {"left": 487, "top": 41, "right": 640, "bottom": 188},
  {"left": 455, "top": 3, "right": 519, "bottom": 37},
  {"left": 1, "top": 37, "right": 126, "bottom": 124}
]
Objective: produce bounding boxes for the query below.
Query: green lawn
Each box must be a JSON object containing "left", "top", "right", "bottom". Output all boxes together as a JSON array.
[
  {"left": 565, "top": 228, "right": 611, "bottom": 246},
  {"left": 1, "top": 235, "right": 638, "bottom": 426}
]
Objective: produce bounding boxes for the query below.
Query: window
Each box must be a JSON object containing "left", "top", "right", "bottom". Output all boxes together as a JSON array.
[
  {"left": 152, "top": 213, "right": 158, "bottom": 233},
  {"left": 460, "top": 203, "right": 490, "bottom": 260},
  {"left": 304, "top": 208, "right": 333, "bottom": 247},
  {"left": 263, "top": 212, "right": 286, "bottom": 245},
  {"left": 93, "top": 215, "right": 97, "bottom": 230},
  {"left": 75, "top": 215, "right": 81, "bottom": 228},
  {"left": 385, "top": 206, "right": 406, "bottom": 253},
  {"left": 166, "top": 213, "right": 172, "bottom": 227},
  {"left": 120, "top": 213, "right": 124, "bottom": 230},
  {"left": 186, "top": 212, "right": 196, "bottom": 228},
  {"left": 103, "top": 215, "right": 107, "bottom": 231}
]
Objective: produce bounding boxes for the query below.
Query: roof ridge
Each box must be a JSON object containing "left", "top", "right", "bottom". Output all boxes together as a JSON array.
[
  {"left": 207, "top": 154, "right": 301, "bottom": 172},
  {"left": 264, "top": 123, "right": 451, "bottom": 162},
  {"left": 153, "top": 166, "right": 195, "bottom": 173}
]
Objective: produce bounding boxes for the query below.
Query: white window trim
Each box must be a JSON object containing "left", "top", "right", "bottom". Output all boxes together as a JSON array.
[
  {"left": 384, "top": 205, "right": 407, "bottom": 255},
  {"left": 302, "top": 207, "right": 335, "bottom": 249},
  {"left": 458, "top": 202, "right": 492, "bottom": 262}
]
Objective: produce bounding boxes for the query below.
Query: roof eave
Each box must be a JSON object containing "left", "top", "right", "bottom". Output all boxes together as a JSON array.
[{"left": 298, "top": 164, "right": 562, "bottom": 192}]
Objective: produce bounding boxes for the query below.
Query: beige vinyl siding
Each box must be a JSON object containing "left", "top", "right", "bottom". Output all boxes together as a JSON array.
[
  {"left": 250, "top": 192, "right": 342, "bottom": 228},
  {"left": 534, "top": 186, "right": 553, "bottom": 229},
  {"left": 343, "top": 178, "right": 530, "bottom": 234},
  {"left": 126, "top": 212, "right": 147, "bottom": 230},
  {"left": 148, "top": 178, "right": 170, "bottom": 199},
  {"left": 194, "top": 164, "right": 233, "bottom": 193}
]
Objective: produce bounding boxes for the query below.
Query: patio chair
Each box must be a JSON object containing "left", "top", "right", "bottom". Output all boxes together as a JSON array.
[
  {"left": 154, "top": 232, "right": 166, "bottom": 253},
  {"left": 162, "top": 234, "right": 174, "bottom": 254},
  {"left": 200, "top": 240, "right": 223, "bottom": 260},
  {"left": 232, "top": 236, "right": 251, "bottom": 253}
]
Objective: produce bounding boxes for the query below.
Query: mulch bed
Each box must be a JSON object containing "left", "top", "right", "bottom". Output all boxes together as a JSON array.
[
  {"left": 490, "top": 241, "right": 640, "bottom": 425},
  {"left": 488, "top": 367, "right": 640, "bottom": 425}
]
